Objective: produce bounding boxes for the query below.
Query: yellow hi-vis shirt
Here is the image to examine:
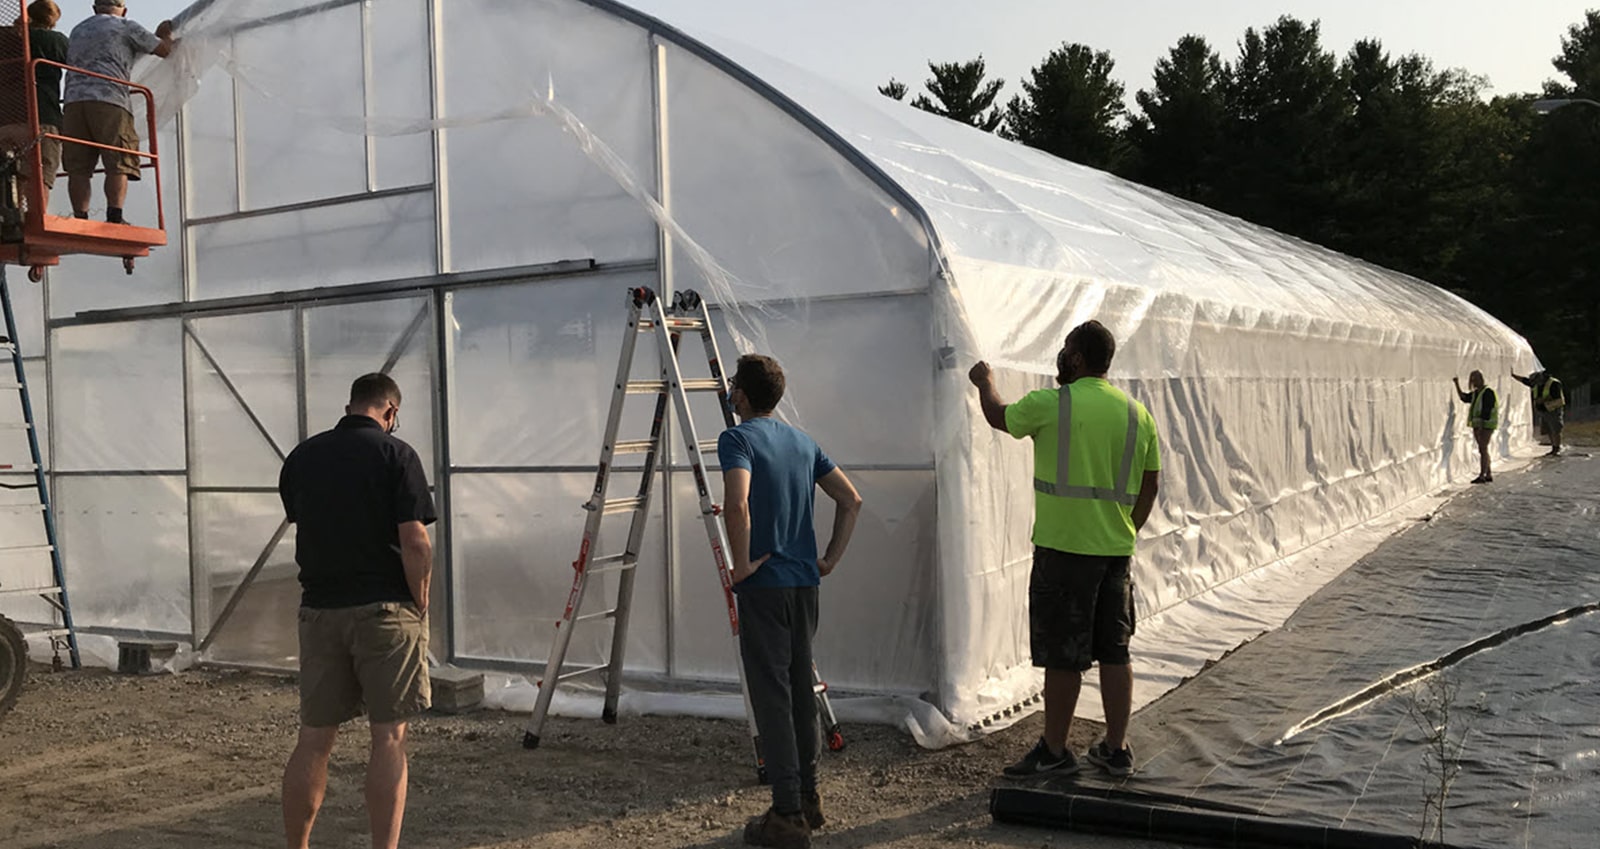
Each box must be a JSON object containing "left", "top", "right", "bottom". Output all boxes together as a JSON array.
[{"left": 1005, "top": 378, "right": 1161, "bottom": 556}]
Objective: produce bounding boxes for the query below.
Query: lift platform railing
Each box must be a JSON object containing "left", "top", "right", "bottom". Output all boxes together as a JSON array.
[
  {"left": 0, "top": 15, "right": 167, "bottom": 277},
  {"left": 21, "top": 57, "right": 165, "bottom": 235}
]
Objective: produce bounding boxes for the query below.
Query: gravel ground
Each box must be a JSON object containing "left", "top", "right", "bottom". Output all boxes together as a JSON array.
[{"left": 0, "top": 665, "right": 1185, "bottom": 849}]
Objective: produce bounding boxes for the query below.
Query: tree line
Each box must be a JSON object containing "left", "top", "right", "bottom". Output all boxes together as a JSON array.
[{"left": 880, "top": 12, "right": 1600, "bottom": 391}]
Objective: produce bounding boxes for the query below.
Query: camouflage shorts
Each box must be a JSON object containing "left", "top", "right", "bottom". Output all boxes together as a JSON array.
[{"left": 1029, "top": 548, "right": 1135, "bottom": 672}]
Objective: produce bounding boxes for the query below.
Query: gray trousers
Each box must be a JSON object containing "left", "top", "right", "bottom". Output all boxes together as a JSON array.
[{"left": 737, "top": 586, "right": 820, "bottom": 814}]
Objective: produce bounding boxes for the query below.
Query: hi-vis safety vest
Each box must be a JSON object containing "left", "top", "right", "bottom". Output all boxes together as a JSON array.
[
  {"left": 1033, "top": 385, "right": 1141, "bottom": 506},
  {"left": 1469, "top": 386, "right": 1499, "bottom": 430},
  {"left": 1536, "top": 378, "right": 1565, "bottom": 411}
]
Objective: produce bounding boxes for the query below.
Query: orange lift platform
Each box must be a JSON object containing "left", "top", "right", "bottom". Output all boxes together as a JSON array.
[{"left": 1, "top": 10, "right": 166, "bottom": 281}]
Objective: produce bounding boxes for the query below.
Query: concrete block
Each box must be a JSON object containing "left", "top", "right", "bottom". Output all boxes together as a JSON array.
[
  {"left": 429, "top": 666, "right": 484, "bottom": 714},
  {"left": 117, "top": 640, "right": 179, "bottom": 675}
]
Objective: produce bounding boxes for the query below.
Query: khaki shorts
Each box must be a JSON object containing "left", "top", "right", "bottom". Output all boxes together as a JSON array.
[
  {"left": 0, "top": 123, "right": 60, "bottom": 189},
  {"left": 39, "top": 127, "right": 61, "bottom": 190},
  {"left": 298, "top": 601, "right": 430, "bottom": 727},
  {"left": 61, "top": 101, "right": 143, "bottom": 180}
]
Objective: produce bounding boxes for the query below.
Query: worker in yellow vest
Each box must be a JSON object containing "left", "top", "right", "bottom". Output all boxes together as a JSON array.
[
  {"left": 1512, "top": 370, "right": 1565, "bottom": 456},
  {"left": 969, "top": 320, "right": 1161, "bottom": 780},
  {"left": 1453, "top": 371, "right": 1498, "bottom": 484}
]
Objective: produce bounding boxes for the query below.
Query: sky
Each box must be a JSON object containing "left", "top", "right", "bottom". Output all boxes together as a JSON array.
[{"left": 122, "top": 0, "right": 1594, "bottom": 105}]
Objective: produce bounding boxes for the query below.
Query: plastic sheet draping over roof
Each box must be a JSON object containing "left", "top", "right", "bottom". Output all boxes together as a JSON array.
[
  {"left": 49, "top": 0, "right": 1543, "bottom": 746},
  {"left": 691, "top": 37, "right": 1539, "bottom": 734}
]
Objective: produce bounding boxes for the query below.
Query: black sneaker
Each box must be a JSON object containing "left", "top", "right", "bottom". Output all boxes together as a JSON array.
[
  {"left": 802, "top": 790, "right": 825, "bottom": 829},
  {"left": 1086, "top": 740, "right": 1135, "bottom": 777},
  {"left": 1001, "top": 738, "right": 1080, "bottom": 778},
  {"left": 743, "top": 808, "right": 810, "bottom": 849}
]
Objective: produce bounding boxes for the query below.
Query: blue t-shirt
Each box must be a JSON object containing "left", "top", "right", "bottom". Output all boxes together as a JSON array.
[{"left": 717, "top": 417, "right": 837, "bottom": 591}]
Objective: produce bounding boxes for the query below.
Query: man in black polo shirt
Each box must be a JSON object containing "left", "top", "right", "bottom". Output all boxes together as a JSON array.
[{"left": 278, "top": 373, "right": 436, "bottom": 849}]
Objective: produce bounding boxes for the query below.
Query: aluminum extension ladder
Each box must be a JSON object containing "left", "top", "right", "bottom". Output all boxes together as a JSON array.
[
  {"left": 521, "top": 286, "right": 843, "bottom": 783},
  {"left": 0, "top": 266, "right": 79, "bottom": 669}
]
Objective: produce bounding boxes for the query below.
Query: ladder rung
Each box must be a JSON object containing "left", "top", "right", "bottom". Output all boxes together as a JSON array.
[
  {"left": 36, "top": 628, "right": 72, "bottom": 639},
  {"left": 624, "top": 378, "right": 723, "bottom": 394},
  {"left": 0, "top": 503, "right": 44, "bottom": 513},
  {"left": 0, "top": 423, "right": 32, "bottom": 430},
  {"left": 0, "top": 544, "right": 54, "bottom": 555},
  {"left": 555, "top": 663, "right": 609, "bottom": 683},
  {"left": 696, "top": 440, "right": 719, "bottom": 454},
  {"left": 612, "top": 439, "right": 657, "bottom": 455},
  {"left": 637, "top": 317, "right": 709, "bottom": 332},
  {"left": 0, "top": 584, "right": 63, "bottom": 598},
  {"left": 574, "top": 608, "right": 618, "bottom": 624},
  {"left": 0, "top": 383, "right": 23, "bottom": 390},
  {"left": 599, "top": 497, "right": 645, "bottom": 515},
  {"left": 0, "top": 464, "right": 40, "bottom": 473}
]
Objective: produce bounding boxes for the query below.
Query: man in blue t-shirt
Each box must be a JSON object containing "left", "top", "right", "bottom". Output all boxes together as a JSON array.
[{"left": 719, "top": 354, "right": 862, "bottom": 849}]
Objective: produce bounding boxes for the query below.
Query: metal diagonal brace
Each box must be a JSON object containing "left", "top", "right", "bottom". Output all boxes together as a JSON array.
[
  {"left": 184, "top": 323, "right": 288, "bottom": 461},
  {"left": 196, "top": 519, "right": 290, "bottom": 654},
  {"left": 379, "top": 303, "right": 431, "bottom": 376}
]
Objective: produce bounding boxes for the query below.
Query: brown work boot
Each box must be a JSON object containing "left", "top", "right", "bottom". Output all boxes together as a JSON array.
[
  {"left": 803, "top": 790, "right": 825, "bottom": 829},
  {"left": 743, "top": 807, "right": 810, "bottom": 849}
]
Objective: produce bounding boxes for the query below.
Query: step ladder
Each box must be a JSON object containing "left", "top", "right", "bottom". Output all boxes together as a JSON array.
[
  {"left": 0, "top": 266, "right": 79, "bottom": 669},
  {"left": 521, "top": 286, "right": 843, "bottom": 782}
]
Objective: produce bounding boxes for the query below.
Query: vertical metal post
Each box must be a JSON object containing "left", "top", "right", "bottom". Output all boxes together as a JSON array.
[
  {"left": 231, "top": 33, "right": 247, "bottom": 212},
  {"left": 0, "top": 268, "right": 78, "bottom": 668},
  {"left": 294, "top": 306, "right": 309, "bottom": 443},
  {"left": 175, "top": 98, "right": 206, "bottom": 651},
  {"left": 360, "top": 0, "right": 379, "bottom": 194},
  {"left": 432, "top": 289, "right": 455, "bottom": 661},
  {"left": 181, "top": 323, "right": 206, "bottom": 649},
  {"left": 649, "top": 36, "right": 678, "bottom": 677},
  {"left": 427, "top": 0, "right": 450, "bottom": 273}
]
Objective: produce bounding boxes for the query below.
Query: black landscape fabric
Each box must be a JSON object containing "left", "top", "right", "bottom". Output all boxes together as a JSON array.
[{"left": 1020, "top": 452, "right": 1600, "bottom": 848}]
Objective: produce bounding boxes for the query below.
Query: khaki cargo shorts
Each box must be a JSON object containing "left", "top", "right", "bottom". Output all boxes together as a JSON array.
[
  {"left": 298, "top": 601, "right": 430, "bottom": 727},
  {"left": 39, "top": 126, "right": 60, "bottom": 190},
  {"left": 61, "top": 101, "right": 143, "bottom": 179},
  {"left": 0, "top": 123, "right": 60, "bottom": 189}
]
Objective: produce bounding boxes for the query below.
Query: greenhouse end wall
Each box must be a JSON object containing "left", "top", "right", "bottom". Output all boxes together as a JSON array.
[{"left": 16, "top": 0, "right": 946, "bottom": 706}]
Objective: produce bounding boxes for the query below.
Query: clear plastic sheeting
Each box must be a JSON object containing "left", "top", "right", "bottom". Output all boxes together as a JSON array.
[
  {"left": 33, "top": 0, "right": 1539, "bottom": 748},
  {"left": 54, "top": 476, "right": 189, "bottom": 635},
  {"left": 50, "top": 320, "right": 184, "bottom": 471},
  {"left": 1050, "top": 457, "right": 1600, "bottom": 849}
]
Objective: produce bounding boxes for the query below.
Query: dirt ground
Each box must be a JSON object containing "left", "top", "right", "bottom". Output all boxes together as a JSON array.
[{"left": 0, "top": 665, "right": 1120, "bottom": 849}]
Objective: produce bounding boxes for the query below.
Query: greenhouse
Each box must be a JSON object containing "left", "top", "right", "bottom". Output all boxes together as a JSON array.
[{"left": 0, "top": 0, "right": 1535, "bottom": 744}]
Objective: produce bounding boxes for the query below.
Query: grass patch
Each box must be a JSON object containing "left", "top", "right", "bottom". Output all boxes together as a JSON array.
[{"left": 1565, "top": 418, "right": 1600, "bottom": 446}]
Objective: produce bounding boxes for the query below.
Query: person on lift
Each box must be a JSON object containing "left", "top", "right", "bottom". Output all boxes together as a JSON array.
[{"left": 61, "top": 0, "right": 173, "bottom": 225}]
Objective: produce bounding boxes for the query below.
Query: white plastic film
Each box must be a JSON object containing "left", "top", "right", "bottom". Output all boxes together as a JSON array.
[
  {"left": 441, "top": 0, "right": 656, "bottom": 271},
  {"left": 303, "top": 297, "right": 436, "bottom": 471},
  {"left": 31, "top": 0, "right": 1541, "bottom": 745},
  {"left": 185, "top": 311, "right": 298, "bottom": 487},
  {"left": 451, "top": 472, "right": 668, "bottom": 674},
  {"left": 53, "top": 475, "right": 189, "bottom": 635},
  {"left": 191, "top": 491, "right": 298, "bottom": 665},
  {"left": 447, "top": 271, "right": 659, "bottom": 467},
  {"left": 190, "top": 190, "right": 436, "bottom": 300},
  {"left": 50, "top": 320, "right": 184, "bottom": 471}
]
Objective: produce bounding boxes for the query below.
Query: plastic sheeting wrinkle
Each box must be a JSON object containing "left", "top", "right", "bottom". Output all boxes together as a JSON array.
[{"left": 1275, "top": 601, "right": 1600, "bottom": 745}]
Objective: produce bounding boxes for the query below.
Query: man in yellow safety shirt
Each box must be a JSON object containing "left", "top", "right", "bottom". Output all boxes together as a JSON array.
[
  {"left": 1453, "top": 371, "right": 1498, "bottom": 483},
  {"left": 968, "top": 320, "right": 1160, "bottom": 779},
  {"left": 1512, "top": 370, "right": 1565, "bottom": 457}
]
